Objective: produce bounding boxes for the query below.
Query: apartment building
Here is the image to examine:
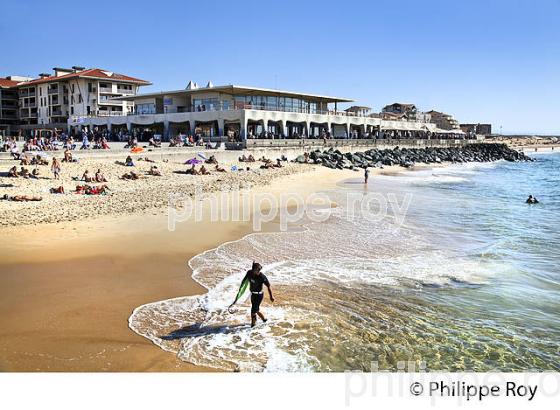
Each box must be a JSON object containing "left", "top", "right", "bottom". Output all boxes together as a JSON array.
[
  {"left": 0, "top": 77, "right": 23, "bottom": 136},
  {"left": 381, "top": 103, "right": 417, "bottom": 121},
  {"left": 426, "top": 110, "right": 460, "bottom": 130},
  {"left": 0, "top": 67, "right": 151, "bottom": 135},
  {"left": 460, "top": 123, "right": 492, "bottom": 135}
]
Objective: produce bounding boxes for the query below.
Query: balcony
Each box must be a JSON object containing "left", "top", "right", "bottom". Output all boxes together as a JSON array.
[
  {"left": 20, "top": 110, "right": 38, "bottom": 118},
  {"left": 99, "top": 86, "right": 113, "bottom": 93},
  {"left": 97, "top": 111, "right": 124, "bottom": 117},
  {"left": 48, "top": 87, "right": 59, "bottom": 95},
  {"left": 99, "top": 95, "right": 123, "bottom": 104},
  {"left": 1, "top": 92, "right": 18, "bottom": 100},
  {"left": 19, "top": 89, "right": 36, "bottom": 97},
  {"left": 116, "top": 88, "right": 134, "bottom": 95},
  {"left": 1, "top": 110, "right": 17, "bottom": 119},
  {"left": 51, "top": 110, "right": 64, "bottom": 116}
]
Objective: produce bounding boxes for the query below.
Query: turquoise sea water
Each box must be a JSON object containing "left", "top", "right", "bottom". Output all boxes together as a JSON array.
[{"left": 130, "top": 152, "right": 560, "bottom": 371}]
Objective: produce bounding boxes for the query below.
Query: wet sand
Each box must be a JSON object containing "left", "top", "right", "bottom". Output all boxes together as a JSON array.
[{"left": 1, "top": 165, "right": 387, "bottom": 371}]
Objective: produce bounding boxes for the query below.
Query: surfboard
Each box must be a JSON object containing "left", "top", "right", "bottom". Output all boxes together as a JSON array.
[{"left": 228, "top": 276, "right": 249, "bottom": 313}]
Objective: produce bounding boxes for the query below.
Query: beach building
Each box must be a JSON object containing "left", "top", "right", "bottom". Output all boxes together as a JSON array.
[
  {"left": 426, "top": 110, "right": 461, "bottom": 130},
  {"left": 381, "top": 103, "right": 417, "bottom": 121},
  {"left": 344, "top": 106, "right": 374, "bottom": 117},
  {"left": 74, "top": 82, "right": 469, "bottom": 143},
  {"left": 460, "top": 123, "right": 492, "bottom": 135},
  {"left": 0, "top": 67, "right": 150, "bottom": 136}
]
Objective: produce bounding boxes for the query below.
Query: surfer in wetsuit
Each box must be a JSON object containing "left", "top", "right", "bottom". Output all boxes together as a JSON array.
[
  {"left": 242, "top": 262, "right": 274, "bottom": 327},
  {"left": 526, "top": 195, "right": 539, "bottom": 204}
]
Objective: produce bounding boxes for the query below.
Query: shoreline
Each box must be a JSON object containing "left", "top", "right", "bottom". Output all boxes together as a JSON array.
[
  {"left": 0, "top": 165, "right": 369, "bottom": 371},
  {"left": 0, "top": 150, "right": 535, "bottom": 371}
]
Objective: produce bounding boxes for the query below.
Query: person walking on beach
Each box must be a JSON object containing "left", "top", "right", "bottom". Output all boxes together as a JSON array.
[
  {"left": 364, "top": 168, "right": 370, "bottom": 184},
  {"left": 51, "top": 157, "right": 61, "bottom": 180},
  {"left": 241, "top": 262, "right": 274, "bottom": 328}
]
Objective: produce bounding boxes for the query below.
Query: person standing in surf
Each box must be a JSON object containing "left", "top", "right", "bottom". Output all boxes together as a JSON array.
[
  {"left": 241, "top": 262, "right": 274, "bottom": 327},
  {"left": 364, "top": 168, "right": 370, "bottom": 184}
]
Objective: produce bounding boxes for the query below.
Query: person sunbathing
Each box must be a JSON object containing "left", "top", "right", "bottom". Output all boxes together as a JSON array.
[
  {"left": 205, "top": 155, "right": 218, "bottom": 164},
  {"left": 125, "top": 155, "right": 134, "bottom": 166},
  {"left": 260, "top": 158, "right": 276, "bottom": 169},
  {"left": 185, "top": 164, "right": 200, "bottom": 175},
  {"left": 31, "top": 168, "right": 40, "bottom": 178},
  {"left": 20, "top": 156, "right": 31, "bottom": 165},
  {"left": 120, "top": 171, "right": 141, "bottom": 180},
  {"left": 239, "top": 154, "right": 248, "bottom": 162},
  {"left": 75, "top": 184, "right": 109, "bottom": 195},
  {"left": 200, "top": 165, "right": 211, "bottom": 175},
  {"left": 95, "top": 169, "right": 107, "bottom": 182},
  {"left": 62, "top": 149, "right": 74, "bottom": 162},
  {"left": 148, "top": 137, "right": 161, "bottom": 147},
  {"left": 274, "top": 159, "right": 283, "bottom": 168},
  {"left": 19, "top": 167, "right": 31, "bottom": 178},
  {"left": 87, "top": 185, "right": 109, "bottom": 195},
  {"left": 82, "top": 170, "right": 93, "bottom": 183},
  {"left": 247, "top": 154, "right": 256, "bottom": 162},
  {"left": 148, "top": 166, "right": 162, "bottom": 176},
  {"left": 2, "top": 194, "right": 42, "bottom": 202},
  {"left": 32, "top": 155, "right": 48, "bottom": 166},
  {"left": 143, "top": 157, "right": 155, "bottom": 163},
  {"left": 8, "top": 166, "right": 18, "bottom": 177},
  {"left": 50, "top": 186, "right": 65, "bottom": 194},
  {"left": 215, "top": 164, "right": 227, "bottom": 172}
]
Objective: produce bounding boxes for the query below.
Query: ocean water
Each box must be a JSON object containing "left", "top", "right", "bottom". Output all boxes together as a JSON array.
[{"left": 129, "top": 152, "right": 560, "bottom": 372}]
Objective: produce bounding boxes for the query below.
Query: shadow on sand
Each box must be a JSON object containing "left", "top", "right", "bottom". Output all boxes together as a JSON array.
[{"left": 160, "top": 323, "right": 248, "bottom": 340}]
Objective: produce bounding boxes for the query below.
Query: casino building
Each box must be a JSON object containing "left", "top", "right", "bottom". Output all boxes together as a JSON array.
[{"left": 71, "top": 81, "right": 467, "bottom": 143}]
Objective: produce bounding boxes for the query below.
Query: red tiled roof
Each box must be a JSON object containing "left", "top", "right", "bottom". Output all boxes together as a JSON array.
[
  {"left": 18, "top": 68, "right": 151, "bottom": 86},
  {"left": 0, "top": 78, "right": 20, "bottom": 88}
]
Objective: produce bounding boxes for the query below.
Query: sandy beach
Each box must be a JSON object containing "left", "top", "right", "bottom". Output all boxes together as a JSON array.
[
  {"left": 0, "top": 149, "right": 312, "bottom": 227},
  {"left": 0, "top": 156, "right": 382, "bottom": 371}
]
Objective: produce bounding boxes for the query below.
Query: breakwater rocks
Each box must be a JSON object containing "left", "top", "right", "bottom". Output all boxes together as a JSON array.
[{"left": 296, "top": 143, "right": 532, "bottom": 169}]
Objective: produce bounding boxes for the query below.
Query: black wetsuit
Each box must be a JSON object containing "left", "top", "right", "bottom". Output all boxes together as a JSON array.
[{"left": 244, "top": 271, "right": 270, "bottom": 314}]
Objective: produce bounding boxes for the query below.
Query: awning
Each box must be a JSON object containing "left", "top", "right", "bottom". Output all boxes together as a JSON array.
[{"left": 380, "top": 120, "right": 435, "bottom": 131}]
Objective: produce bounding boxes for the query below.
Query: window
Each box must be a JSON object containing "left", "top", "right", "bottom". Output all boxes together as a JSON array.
[
  {"left": 71, "top": 107, "right": 74, "bottom": 115},
  {"left": 136, "top": 103, "right": 156, "bottom": 114},
  {"left": 192, "top": 98, "right": 220, "bottom": 111},
  {"left": 39, "top": 88, "right": 42, "bottom": 96},
  {"left": 88, "top": 82, "right": 93, "bottom": 92},
  {"left": 78, "top": 94, "right": 82, "bottom": 103}
]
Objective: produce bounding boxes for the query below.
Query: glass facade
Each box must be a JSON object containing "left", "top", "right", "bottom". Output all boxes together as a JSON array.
[
  {"left": 136, "top": 103, "right": 156, "bottom": 114},
  {"left": 231, "top": 95, "right": 321, "bottom": 113},
  {"left": 192, "top": 98, "right": 227, "bottom": 111}
]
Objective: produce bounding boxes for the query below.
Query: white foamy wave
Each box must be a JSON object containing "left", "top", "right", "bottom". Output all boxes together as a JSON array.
[{"left": 129, "top": 187, "right": 500, "bottom": 371}]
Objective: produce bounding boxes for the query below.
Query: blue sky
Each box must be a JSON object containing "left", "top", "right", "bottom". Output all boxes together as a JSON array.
[{"left": 2, "top": 0, "right": 559, "bottom": 134}]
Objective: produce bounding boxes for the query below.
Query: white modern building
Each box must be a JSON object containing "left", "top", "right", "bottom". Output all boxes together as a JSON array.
[{"left": 73, "top": 82, "right": 468, "bottom": 142}]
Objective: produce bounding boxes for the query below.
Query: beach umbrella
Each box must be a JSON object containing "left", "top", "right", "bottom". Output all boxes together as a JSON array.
[{"left": 197, "top": 152, "right": 208, "bottom": 160}]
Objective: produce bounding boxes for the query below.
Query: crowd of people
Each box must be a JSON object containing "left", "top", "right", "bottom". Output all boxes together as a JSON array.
[{"left": 2, "top": 137, "right": 293, "bottom": 205}]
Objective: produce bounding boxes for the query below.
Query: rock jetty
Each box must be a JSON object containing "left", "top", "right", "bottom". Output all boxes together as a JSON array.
[{"left": 295, "top": 143, "right": 532, "bottom": 170}]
